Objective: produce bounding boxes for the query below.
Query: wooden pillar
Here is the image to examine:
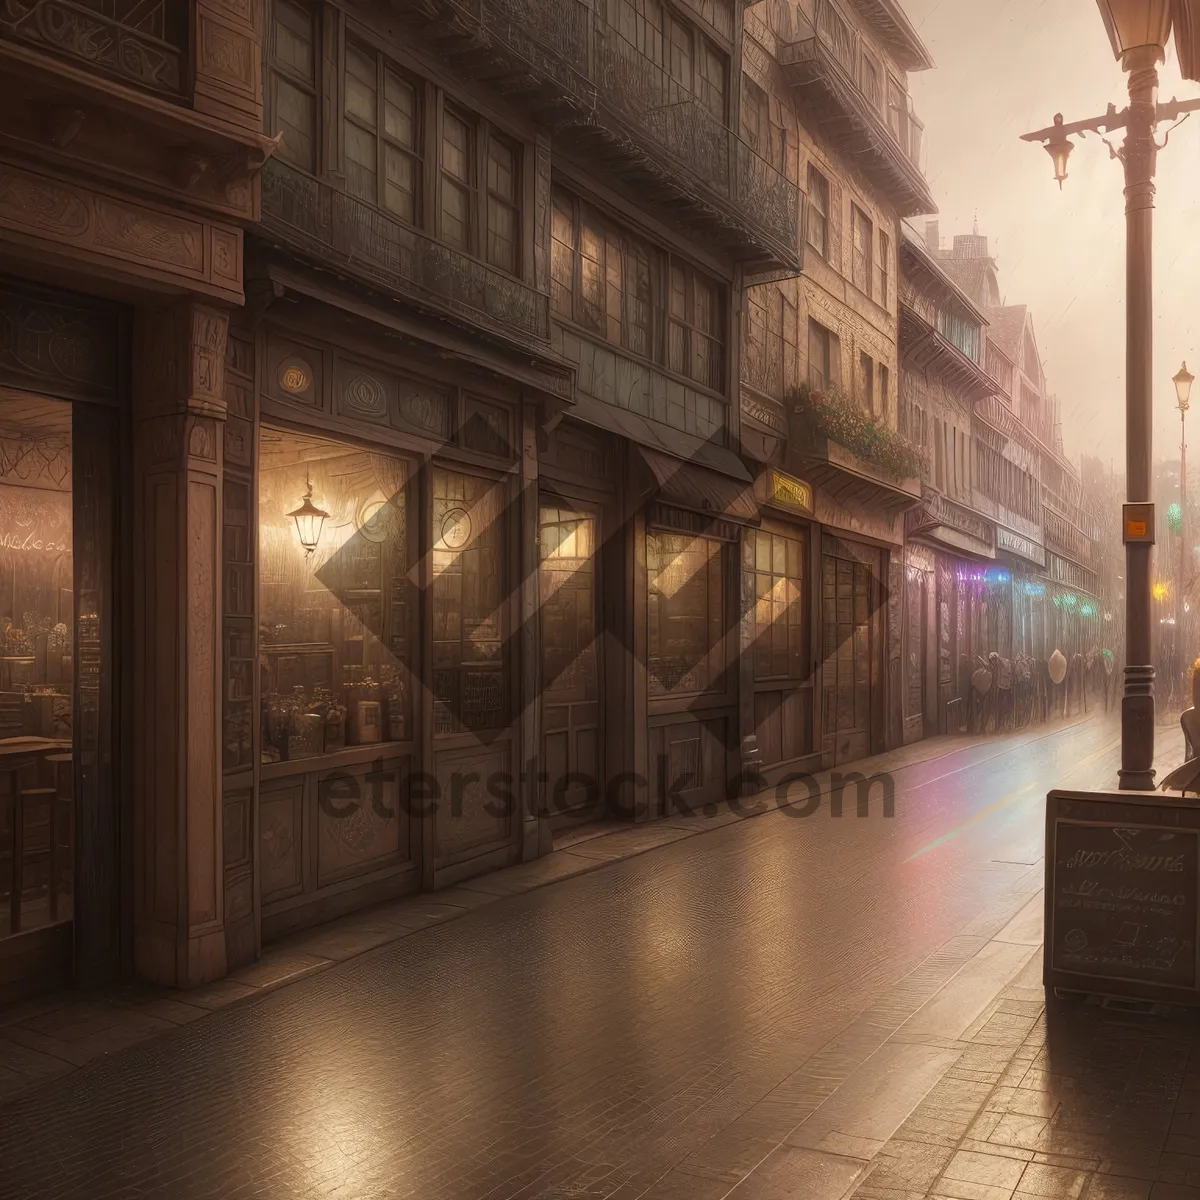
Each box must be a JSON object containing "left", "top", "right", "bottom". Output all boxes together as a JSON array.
[
  {"left": 520, "top": 400, "right": 544, "bottom": 860},
  {"left": 131, "top": 301, "right": 228, "bottom": 988}
]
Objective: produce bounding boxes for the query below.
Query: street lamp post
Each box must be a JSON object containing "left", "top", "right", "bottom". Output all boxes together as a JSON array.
[
  {"left": 1022, "top": 2, "right": 1200, "bottom": 789},
  {"left": 1177, "top": 361, "right": 1194, "bottom": 702}
]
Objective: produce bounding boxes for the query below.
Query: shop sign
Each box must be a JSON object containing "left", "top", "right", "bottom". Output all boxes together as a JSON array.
[{"left": 768, "top": 469, "right": 813, "bottom": 515}]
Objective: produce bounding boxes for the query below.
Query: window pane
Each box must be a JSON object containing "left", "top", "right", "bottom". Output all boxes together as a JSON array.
[
  {"left": 698, "top": 39, "right": 727, "bottom": 119},
  {"left": 442, "top": 111, "right": 471, "bottom": 182},
  {"left": 647, "top": 534, "right": 724, "bottom": 695},
  {"left": 624, "top": 240, "right": 653, "bottom": 358},
  {"left": 274, "top": 0, "right": 315, "bottom": 81},
  {"left": 487, "top": 137, "right": 516, "bottom": 203},
  {"left": 345, "top": 45, "right": 377, "bottom": 128},
  {"left": 258, "top": 427, "right": 417, "bottom": 763},
  {"left": 345, "top": 121, "right": 378, "bottom": 202},
  {"left": 551, "top": 192, "right": 575, "bottom": 318},
  {"left": 382, "top": 145, "right": 417, "bottom": 223},
  {"left": 431, "top": 470, "right": 506, "bottom": 735},
  {"left": 667, "top": 15, "right": 692, "bottom": 87},
  {"left": 579, "top": 217, "right": 604, "bottom": 332},
  {"left": 274, "top": 76, "right": 316, "bottom": 171},
  {"left": 487, "top": 200, "right": 518, "bottom": 274},
  {"left": 383, "top": 70, "right": 417, "bottom": 147},
  {"left": 441, "top": 179, "right": 470, "bottom": 249}
]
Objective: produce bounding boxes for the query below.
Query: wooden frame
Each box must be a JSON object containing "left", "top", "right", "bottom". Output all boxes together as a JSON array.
[{"left": 1045, "top": 788, "right": 1200, "bottom": 1007}]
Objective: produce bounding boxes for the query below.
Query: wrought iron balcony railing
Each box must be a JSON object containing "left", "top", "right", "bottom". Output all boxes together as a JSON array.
[
  {"left": 773, "top": 0, "right": 935, "bottom": 217},
  {"left": 400, "top": 0, "right": 800, "bottom": 271},
  {"left": 261, "top": 159, "right": 551, "bottom": 347},
  {"left": 0, "top": 0, "right": 187, "bottom": 96}
]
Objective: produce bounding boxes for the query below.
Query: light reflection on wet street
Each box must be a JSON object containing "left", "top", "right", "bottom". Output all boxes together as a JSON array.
[{"left": 0, "top": 717, "right": 1139, "bottom": 1198}]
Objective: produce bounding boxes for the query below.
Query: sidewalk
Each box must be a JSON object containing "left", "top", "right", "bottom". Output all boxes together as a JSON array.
[{"left": 0, "top": 719, "right": 1091, "bottom": 1109}]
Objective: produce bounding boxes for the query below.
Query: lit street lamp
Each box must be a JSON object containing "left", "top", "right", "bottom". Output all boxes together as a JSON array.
[{"left": 1022, "top": 2, "right": 1200, "bottom": 789}]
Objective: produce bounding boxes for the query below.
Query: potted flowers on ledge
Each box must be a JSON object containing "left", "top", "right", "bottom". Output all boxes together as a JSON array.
[{"left": 790, "top": 381, "right": 928, "bottom": 482}]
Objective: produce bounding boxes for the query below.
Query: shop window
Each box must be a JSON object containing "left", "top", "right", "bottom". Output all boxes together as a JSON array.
[
  {"left": 269, "top": 0, "right": 318, "bottom": 172},
  {"left": 431, "top": 469, "right": 507, "bottom": 735},
  {"left": 745, "top": 528, "right": 806, "bottom": 682},
  {"left": 258, "top": 428, "right": 417, "bottom": 763},
  {"left": 344, "top": 41, "right": 422, "bottom": 224},
  {"left": 647, "top": 533, "right": 725, "bottom": 696},
  {"left": 0, "top": 396, "right": 76, "bottom": 940}
]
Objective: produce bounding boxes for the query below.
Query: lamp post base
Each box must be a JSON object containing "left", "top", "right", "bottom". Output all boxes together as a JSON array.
[{"left": 1119, "top": 670, "right": 1156, "bottom": 791}]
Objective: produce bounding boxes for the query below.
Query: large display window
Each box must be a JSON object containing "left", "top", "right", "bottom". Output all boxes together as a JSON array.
[
  {"left": 0, "top": 395, "right": 78, "bottom": 943},
  {"left": 258, "top": 428, "right": 416, "bottom": 763},
  {"left": 431, "top": 468, "right": 507, "bottom": 736},
  {"left": 647, "top": 532, "right": 726, "bottom": 697},
  {"left": 744, "top": 524, "right": 810, "bottom": 765}
]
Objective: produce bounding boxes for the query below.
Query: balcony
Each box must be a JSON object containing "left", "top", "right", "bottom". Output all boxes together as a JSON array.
[
  {"left": 1, "top": 0, "right": 187, "bottom": 97},
  {"left": 906, "top": 489, "right": 996, "bottom": 559},
  {"left": 261, "top": 159, "right": 552, "bottom": 350},
  {"left": 395, "top": 0, "right": 800, "bottom": 272},
  {"left": 775, "top": 0, "right": 936, "bottom": 216}
]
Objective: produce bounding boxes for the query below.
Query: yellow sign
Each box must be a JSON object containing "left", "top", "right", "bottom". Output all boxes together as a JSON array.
[
  {"left": 770, "top": 470, "right": 813, "bottom": 514},
  {"left": 1126, "top": 519, "right": 1147, "bottom": 538}
]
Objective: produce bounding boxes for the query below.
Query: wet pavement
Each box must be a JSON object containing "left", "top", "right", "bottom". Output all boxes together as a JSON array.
[{"left": 0, "top": 715, "right": 1189, "bottom": 1200}]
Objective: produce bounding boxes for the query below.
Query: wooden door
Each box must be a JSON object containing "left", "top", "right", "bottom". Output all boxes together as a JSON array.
[
  {"left": 539, "top": 503, "right": 603, "bottom": 827},
  {"left": 821, "top": 539, "right": 879, "bottom": 765},
  {"left": 903, "top": 565, "right": 927, "bottom": 742}
]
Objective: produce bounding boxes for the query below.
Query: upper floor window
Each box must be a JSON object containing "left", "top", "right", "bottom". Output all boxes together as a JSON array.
[
  {"left": 938, "top": 306, "right": 981, "bottom": 362},
  {"left": 851, "top": 205, "right": 873, "bottom": 295},
  {"left": 860, "top": 53, "right": 882, "bottom": 112},
  {"left": 808, "top": 319, "right": 839, "bottom": 393},
  {"left": 269, "top": 0, "right": 318, "bottom": 172},
  {"left": 551, "top": 188, "right": 726, "bottom": 392},
  {"left": 266, "top": 3, "right": 525, "bottom": 278},
  {"left": 344, "top": 41, "right": 421, "bottom": 224},
  {"left": 612, "top": 0, "right": 729, "bottom": 123},
  {"left": 877, "top": 230, "right": 890, "bottom": 308},
  {"left": 807, "top": 165, "right": 829, "bottom": 260},
  {"left": 858, "top": 352, "right": 874, "bottom": 413}
]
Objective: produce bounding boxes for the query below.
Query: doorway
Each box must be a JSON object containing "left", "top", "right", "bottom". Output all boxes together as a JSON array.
[
  {"left": 539, "top": 502, "right": 604, "bottom": 829},
  {"left": 0, "top": 391, "right": 117, "bottom": 999},
  {"left": 821, "top": 536, "right": 883, "bottom": 765}
]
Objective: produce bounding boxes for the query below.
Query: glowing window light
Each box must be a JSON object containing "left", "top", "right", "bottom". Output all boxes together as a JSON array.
[
  {"left": 1153, "top": 581, "right": 1171, "bottom": 601},
  {"left": 1169, "top": 503, "right": 1183, "bottom": 532},
  {"left": 1024, "top": 582, "right": 1046, "bottom": 596}
]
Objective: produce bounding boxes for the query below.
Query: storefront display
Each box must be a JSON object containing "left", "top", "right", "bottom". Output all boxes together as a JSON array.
[
  {"left": 744, "top": 524, "right": 811, "bottom": 767},
  {"left": 0, "top": 397, "right": 76, "bottom": 944},
  {"left": 647, "top": 533, "right": 726, "bottom": 696},
  {"left": 258, "top": 427, "right": 416, "bottom": 762}
]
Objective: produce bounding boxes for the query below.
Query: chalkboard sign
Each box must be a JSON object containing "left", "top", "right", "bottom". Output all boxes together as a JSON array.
[{"left": 1046, "top": 790, "right": 1200, "bottom": 1004}]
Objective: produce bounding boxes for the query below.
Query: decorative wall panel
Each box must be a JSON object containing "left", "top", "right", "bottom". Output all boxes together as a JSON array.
[{"left": 0, "top": 162, "right": 244, "bottom": 303}]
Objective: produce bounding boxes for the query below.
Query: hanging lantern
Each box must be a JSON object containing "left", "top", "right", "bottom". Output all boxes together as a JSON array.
[
  {"left": 1169, "top": 502, "right": 1184, "bottom": 532},
  {"left": 288, "top": 473, "right": 330, "bottom": 558}
]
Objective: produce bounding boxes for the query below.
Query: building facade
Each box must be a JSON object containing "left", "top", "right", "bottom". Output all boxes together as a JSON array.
[
  {"left": 739, "top": 0, "right": 935, "bottom": 775},
  {"left": 0, "top": 0, "right": 817, "bottom": 999}
]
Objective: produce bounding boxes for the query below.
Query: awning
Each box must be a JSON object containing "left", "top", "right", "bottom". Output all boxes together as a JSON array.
[
  {"left": 568, "top": 393, "right": 751, "bottom": 482},
  {"left": 637, "top": 447, "right": 759, "bottom": 527}
]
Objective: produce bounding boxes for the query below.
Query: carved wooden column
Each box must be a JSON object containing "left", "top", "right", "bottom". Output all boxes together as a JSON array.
[{"left": 132, "top": 301, "right": 229, "bottom": 988}]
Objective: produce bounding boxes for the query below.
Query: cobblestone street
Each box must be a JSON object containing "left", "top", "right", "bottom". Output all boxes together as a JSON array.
[{"left": 0, "top": 716, "right": 1190, "bottom": 1199}]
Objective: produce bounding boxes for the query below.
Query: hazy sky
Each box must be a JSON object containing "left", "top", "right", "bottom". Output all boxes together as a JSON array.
[{"left": 903, "top": 0, "right": 1200, "bottom": 471}]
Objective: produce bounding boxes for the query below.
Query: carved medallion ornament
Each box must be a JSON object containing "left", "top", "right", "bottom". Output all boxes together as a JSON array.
[
  {"left": 278, "top": 358, "right": 312, "bottom": 396},
  {"left": 397, "top": 381, "right": 452, "bottom": 439},
  {"left": 0, "top": 286, "right": 116, "bottom": 399},
  {"left": 343, "top": 372, "right": 387, "bottom": 418},
  {"left": 440, "top": 508, "right": 472, "bottom": 550}
]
